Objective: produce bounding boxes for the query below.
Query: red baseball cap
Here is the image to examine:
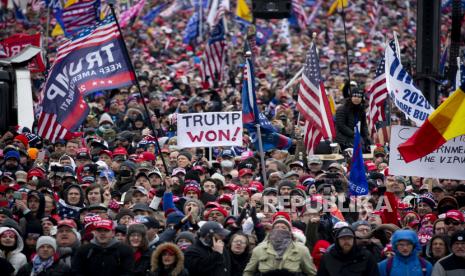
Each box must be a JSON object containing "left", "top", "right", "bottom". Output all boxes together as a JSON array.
[
  {"left": 445, "top": 210, "right": 465, "bottom": 223},
  {"left": 113, "top": 147, "right": 128, "bottom": 156},
  {"left": 27, "top": 168, "right": 45, "bottom": 180},
  {"left": 57, "top": 219, "right": 77, "bottom": 229},
  {"left": 239, "top": 168, "right": 253, "bottom": 177},
  {"left": 99, "top": 150, "right": 113, "bottom": 158},
  {"left": 93, "top": 219, "right": 114, "bottom": 231}
]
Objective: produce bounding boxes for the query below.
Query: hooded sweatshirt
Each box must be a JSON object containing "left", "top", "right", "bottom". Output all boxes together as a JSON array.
[
  {"left": 378, "top": 229, "right": 433, "bottom": 276},
  {"left": 0, "top": 227, "right": 27, "bottom": 274}
]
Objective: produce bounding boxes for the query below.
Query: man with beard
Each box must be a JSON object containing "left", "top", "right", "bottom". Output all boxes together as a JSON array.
[
  {"left": 432, "top": 230, "right": 465, "bottom": 275},
  {"left": 244, "top": 217, "right": 316, "bottom": 275},
  {"left": 317, "top": 226, "right": 379, "bottom": 276}
]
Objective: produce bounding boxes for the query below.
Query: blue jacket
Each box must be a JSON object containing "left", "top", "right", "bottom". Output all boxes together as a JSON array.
[{"left": 378, "top": 230, "right": 432, "bottom": 276}]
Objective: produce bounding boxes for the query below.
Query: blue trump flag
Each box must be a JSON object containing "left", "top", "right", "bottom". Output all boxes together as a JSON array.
[
  {"left": 241, "top": 56, "right": 291, "bottom": 151},
  {"left": 37, "top": 15, "right": 136, "bottom": 142},
  {"left": 349, "top": 123, "right": 368, "bottom": 196},
  {"left": 142, "top": 4, "right": 166, "bottom": 26}
]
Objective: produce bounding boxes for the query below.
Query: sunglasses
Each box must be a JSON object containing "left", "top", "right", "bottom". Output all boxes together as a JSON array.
[{"left": 445, "top": 220, "right": 461, "bottom": 226}]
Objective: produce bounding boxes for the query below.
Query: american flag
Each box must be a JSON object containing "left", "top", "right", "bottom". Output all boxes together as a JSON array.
[
  {"left": 292, "top": 0, "right": 307, "bottom": 29},
  {"left": 297, "top": 43, "right": 335, "bottom": 154},
  {"left": 200, "top": 19, "right": 226, "bottom": 88},
  {"left": 367, "top": 40, "right": 395, "bottom": 139},
  {"left": 55, "top": 0, "right": 100, "bottom": 37}
]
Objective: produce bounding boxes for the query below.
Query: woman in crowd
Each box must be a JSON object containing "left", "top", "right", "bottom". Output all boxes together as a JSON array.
[
  {"left": 149, "top": 242, "right": 188, "bottom": 276},
  {"left": 228, "top": 232, "right": 251, "bottom": 276},
  {"left": 126, "top": 224, "right": 151, "bottom": 276},
  {"left": 0, "top": 227, "right": 27, "bottom": 275}
]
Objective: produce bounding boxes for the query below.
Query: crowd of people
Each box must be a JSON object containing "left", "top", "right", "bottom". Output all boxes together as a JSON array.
[{"left": 1, "top": 0, "right": 465, "bottom": 275}]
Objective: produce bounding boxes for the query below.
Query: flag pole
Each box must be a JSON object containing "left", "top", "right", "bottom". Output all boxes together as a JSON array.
[
  {"left": 245, "top": 50, "right": 268, "bottom": 187},
  {"left": 108, "top": 3, "right": 170, "bottom": 174},
  {"left": 340, "top": 3, "right": 352, "bottom": 93}
]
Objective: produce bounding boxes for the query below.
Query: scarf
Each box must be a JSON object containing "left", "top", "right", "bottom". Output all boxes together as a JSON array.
[
  {"left": 269, "top": 229, "right": 292, "bottom": 259},
  {"left": 31, "top": 255, "right": 54, "bottom": 275}
]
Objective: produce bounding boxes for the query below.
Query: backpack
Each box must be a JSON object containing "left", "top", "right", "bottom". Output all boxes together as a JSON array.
[{"left": 386, "top": 256, "right": 427, "bottom": 276}]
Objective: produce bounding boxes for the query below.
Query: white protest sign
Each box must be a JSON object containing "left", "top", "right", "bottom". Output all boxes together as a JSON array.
[
  {"left": 177, "top": 112, "right": 243, "bottom": 147},
  {"left": 389, "top": 125, "right": 465, "bottom": 180},
  {"left": 385, "top": 45, "right": 434, "bottom": 126}
]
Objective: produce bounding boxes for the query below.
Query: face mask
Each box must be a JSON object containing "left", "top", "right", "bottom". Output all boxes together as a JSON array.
[
  {"left": 220, "top": 160, "right": 234, "bottom": 168},
  {"left": 177, "top": 242, "right": 191, "bottom": 251},
  {"left": 120, "top": 170, "right": 131, "bottom": 177}
]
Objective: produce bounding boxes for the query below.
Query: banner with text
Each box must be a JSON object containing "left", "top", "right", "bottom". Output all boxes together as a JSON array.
[
  {"left": 385, "top": 45, "right": 434, "bottom": 126},
  {"left": 0, "top": 33, "right": 45, "bottom": 73},
  {"left": 177, "top": 112, "right": 243, "bottom": 147},
  {"left": 389, "top": 125, "right": 465, "bottom": 180}
]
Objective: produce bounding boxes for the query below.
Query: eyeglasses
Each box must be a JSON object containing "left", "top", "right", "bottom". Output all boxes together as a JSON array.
[{"left": 232, "top": 240, "right": 247, "bottom": 245}]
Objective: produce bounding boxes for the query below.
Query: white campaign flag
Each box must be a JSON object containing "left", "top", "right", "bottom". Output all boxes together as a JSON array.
[{"left": 385, "top": 43, "right": 434, "bottom": 126}]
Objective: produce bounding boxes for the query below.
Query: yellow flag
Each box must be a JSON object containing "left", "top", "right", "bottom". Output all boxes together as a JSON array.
[
  {"left": 236, "top": 0, "right": 252, "bottom": 22},
  {"left": 327, "top": 0, "right": 348, "bottom": 16},
  {"left": 51, "top": 0, "right": 79, "bottom": 37}
]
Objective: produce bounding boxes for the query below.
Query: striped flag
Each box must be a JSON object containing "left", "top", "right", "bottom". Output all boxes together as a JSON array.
[
  {"left": 54, "top": 0, "right": 101, "bottom": 37},
  {"left": 297, "top": 43, "right": 335, "bottom": 154},
  {"left": 367, "top": 52, "right": 388, "bottom": 138},
  {"left": 291, "top": 0, "right": 307, "bottom": 29},
  {"left": 38, "top": 15, "right": 136, "bottom": 142},
  {"left": 200, "top": 19, "right": 226, "bottom": 88}
]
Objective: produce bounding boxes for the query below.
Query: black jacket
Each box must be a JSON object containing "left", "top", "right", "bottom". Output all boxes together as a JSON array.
[
  {"left": 184, "top": 239, "right": 231, "bottom": 276},
  {"left": 317, "top": 242, "right": 379, "bottom": 276},
  {"left": 134, "top": 249, "right": 151, "bottom": 276},
  {"left": 228, "top": 249, "right": 250, "bottom": 276},
  {"left": 17, "top": 258, "right": 72, "bottom": 276},
  {"left": 335, "top": 101, "right": 369, "bottom": 150},
  {"left": 71, "top": 238, "right": 134, "bottom": 276}
]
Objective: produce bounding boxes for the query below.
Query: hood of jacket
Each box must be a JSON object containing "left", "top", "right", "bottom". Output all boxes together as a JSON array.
[
  {"left": 151, "top": 242, "right": 184, "bottom": 275},
  {"left": 391, "top": 229, "right": 422, "bottom": 259},
  {"left": 0, "top": 227, "right": 24, "bottom": 254}
]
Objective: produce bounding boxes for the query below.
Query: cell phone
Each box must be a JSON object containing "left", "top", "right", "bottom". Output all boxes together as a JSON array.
[
  {"left": 13, "top": 191, "right": 22, "bottom": 200},
  {"left": 37, "top": 150, "right": 46, "bottom": 161}
]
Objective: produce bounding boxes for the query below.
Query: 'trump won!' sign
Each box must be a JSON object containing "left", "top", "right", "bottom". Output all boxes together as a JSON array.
[{"left": 177, "top": 112, "right": 243, "bottom": 147}]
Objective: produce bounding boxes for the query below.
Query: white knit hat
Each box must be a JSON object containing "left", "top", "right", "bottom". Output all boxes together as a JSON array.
[{"left": 36, "top": 236, "right": 57, "bottom": 252}]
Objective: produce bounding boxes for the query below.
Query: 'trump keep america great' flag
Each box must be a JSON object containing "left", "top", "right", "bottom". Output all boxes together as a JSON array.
[{"left": 38, "top": 15, "right": 136, "bottom": 142}]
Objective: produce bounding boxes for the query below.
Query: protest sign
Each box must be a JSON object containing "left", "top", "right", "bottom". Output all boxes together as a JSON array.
[
  {"left": 177, "top": 112, "right": 243, "bottom": 147},
  {"left": 385, "top": 45, "right": 434, "bottom": 126},
  {"left": 389, "top": 125, "right": 465, "bottom": 180},
  {"left": 0, "top": 33, "right": 45, "bottom": 72}
]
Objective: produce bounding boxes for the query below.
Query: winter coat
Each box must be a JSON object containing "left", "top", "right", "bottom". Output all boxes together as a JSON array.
[
  {"left": 432, "top": 253, "right": 465, "bottom": 276},
  {"left": 184, "top": 239, "right": 231, "bottom": 276},
  {"left": 335, "top": 101, "right": 369, "bottom": 150},
  {"left": 228, "top": 248, "right": 250, "bottom": 276},
  {"left": 148, "top": 243, "right": 188, "bottom": 276},
  {"left": 16, "top": 257, "right": 72, "bottom": 276},
  {"left": 0, "top": 227, "right": 27, "bottom": 275},
  {"left": 71, "top": 238, "right": 134, "bottom": 276},
  {"left": 243, "top": 240, "right": 317, "bottom": 276},
  {"left": 317, "top": 228, "right": 379, "bottom": 276},
  {"left": 378, "top": 230, "right": 432, "bottom": 276},
  {"left": 134, "top": 248, "right": 152, "bottom": 276}
]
